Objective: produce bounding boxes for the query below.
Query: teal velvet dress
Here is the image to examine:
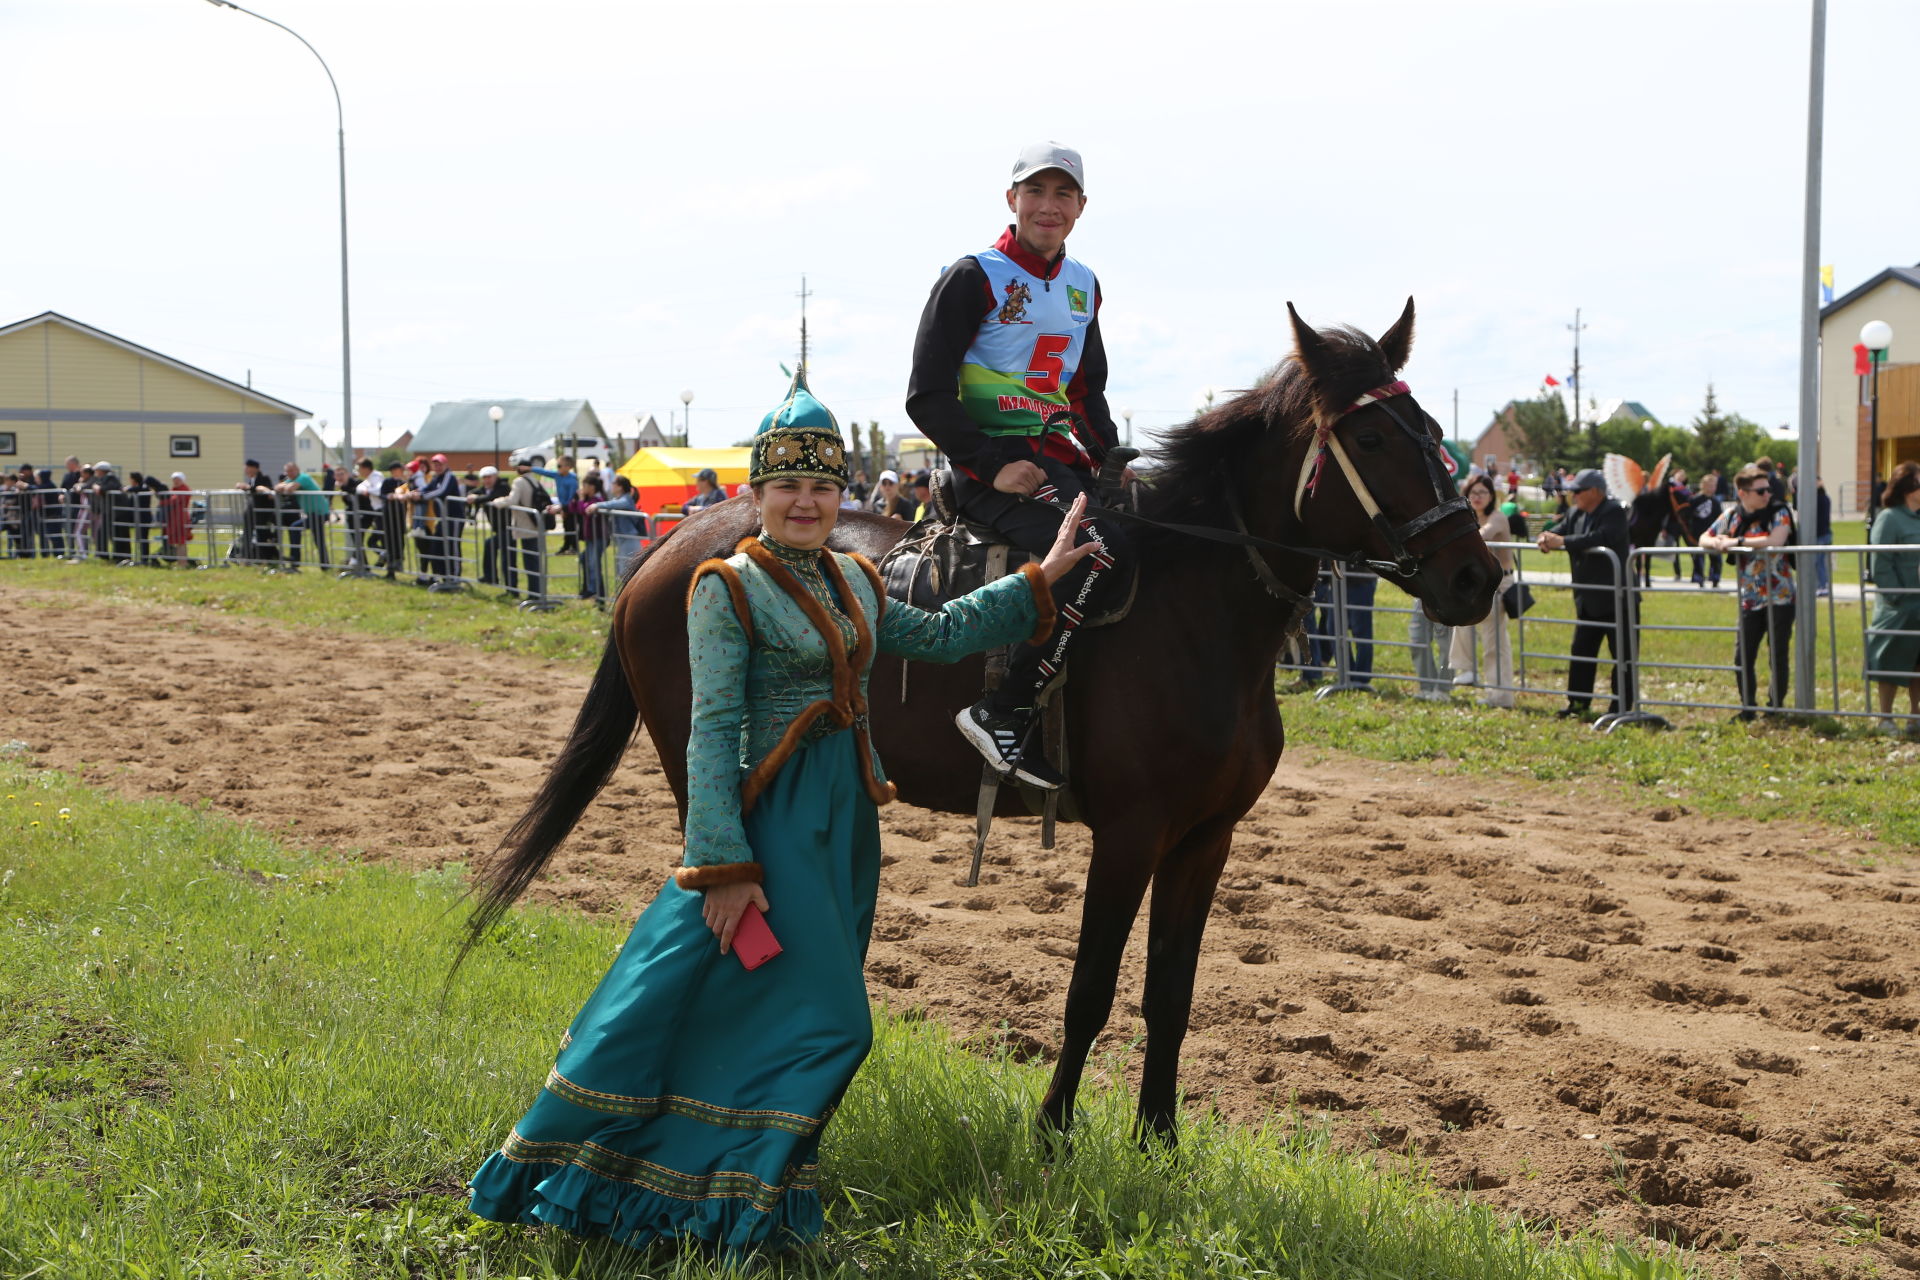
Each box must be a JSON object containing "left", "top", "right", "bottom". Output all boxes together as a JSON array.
[{"left": 469, "top": 533, "right": 1050, "bottom": 1253}]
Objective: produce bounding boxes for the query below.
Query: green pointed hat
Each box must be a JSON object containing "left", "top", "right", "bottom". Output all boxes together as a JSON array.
[{"left": 750, "top": 367, "right": 850, "bottom": 487}]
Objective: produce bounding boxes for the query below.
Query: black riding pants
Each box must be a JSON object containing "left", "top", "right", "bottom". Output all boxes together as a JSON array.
[
  {"left": 1566, "top": 613, "right": 1622, "bottom": 711},
  {"left": 1736, "top": 602, "right": 1794, "bottom": 711},
  {"left": 952, "top": 455, "right": 1128, "bottom": 714}
]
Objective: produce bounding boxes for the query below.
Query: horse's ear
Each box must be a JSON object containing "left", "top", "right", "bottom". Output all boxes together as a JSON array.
[
  {"left": 1286, "top": 302, "right": 1336, "bottom": 385},
  {"left": 1378, "top": 296, "right": 1416, "bottom": 374}
]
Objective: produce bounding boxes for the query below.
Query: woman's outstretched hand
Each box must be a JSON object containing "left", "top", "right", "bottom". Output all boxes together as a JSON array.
[
  {"left": 1038, "top": 493, "right": 1104, "bottom": 586},
  {"left": 702, "top": 881, "right": 770, "bottom": 956}
]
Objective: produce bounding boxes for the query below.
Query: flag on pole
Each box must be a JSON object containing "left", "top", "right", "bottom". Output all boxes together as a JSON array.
[
  {"left": 1820, "top": 265, "right": 1834, "bottom": 305},
  {"left": 1543, "top": 374, "right": 1561, "bottom": 387},
  {"left": 1854, "top": 343, "right": 1872, "bottom": 377}
]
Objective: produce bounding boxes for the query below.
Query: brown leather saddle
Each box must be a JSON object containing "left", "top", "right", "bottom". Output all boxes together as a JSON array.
[{"left": 874, "top": 469, "right": 1134, "bottom": 625}]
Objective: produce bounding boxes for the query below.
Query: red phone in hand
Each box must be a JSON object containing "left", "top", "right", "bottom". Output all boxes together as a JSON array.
[{"left": 733, "top": 902, "right": 782, "bottom": 971}]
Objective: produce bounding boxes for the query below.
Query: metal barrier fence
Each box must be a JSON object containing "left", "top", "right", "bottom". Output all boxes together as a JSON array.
[
  {"left": 1628, "top": 542, "right": 1919, "bottom": 730},
  {"left": 1280, "top": 540, "right": 1920, "bottom": 734},
  {"left": 0, "top": 485, "right": 669, "bottom": 616},
  {"left": 13, "top": 485, "right": 1918, "bottom": 733}
]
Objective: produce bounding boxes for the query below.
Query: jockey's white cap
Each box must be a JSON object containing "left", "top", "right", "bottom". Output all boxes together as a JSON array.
[{"left": 1011, "top": 141, "right": 1084, "bottom": 191}]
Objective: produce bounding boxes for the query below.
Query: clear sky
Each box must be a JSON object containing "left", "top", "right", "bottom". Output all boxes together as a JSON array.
[{"left": 4, "top": 0, "right": 1915, "bottom": 455}]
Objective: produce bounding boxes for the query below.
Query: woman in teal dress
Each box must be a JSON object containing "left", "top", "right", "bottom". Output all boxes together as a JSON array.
[
  {"left": 1869, "top": 461, "right": 1920, "bottom": 734},
  {"left": 468, "top": 371, "right": 1094, "bottom": 1253}
]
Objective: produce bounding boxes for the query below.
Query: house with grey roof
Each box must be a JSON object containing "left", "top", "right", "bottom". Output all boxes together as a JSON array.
[{"left": 409, "top": 399, "right": 603, "bottom": 471}]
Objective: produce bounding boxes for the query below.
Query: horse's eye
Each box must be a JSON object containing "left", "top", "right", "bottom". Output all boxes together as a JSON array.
[{"left": 1356, "top": 431, "right": 1385, "bottom": 452}]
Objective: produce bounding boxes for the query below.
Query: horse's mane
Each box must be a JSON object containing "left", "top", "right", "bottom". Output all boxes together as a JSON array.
[{"left": 1138, "top": 326, "right": 1394, "bottom": 555}]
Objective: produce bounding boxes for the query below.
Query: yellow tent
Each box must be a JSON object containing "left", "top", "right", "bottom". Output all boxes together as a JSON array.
[{"left": 617, "top": 446, "right": 753, "bottom": 512}]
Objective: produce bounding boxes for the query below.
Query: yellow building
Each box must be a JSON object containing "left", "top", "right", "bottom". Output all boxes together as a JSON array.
[
  {"left": 0, "top": 311, "right": 306, "bottom": 487},
  {"left": 1818, "top": 266, "right": 1920, "bottom": 517}
]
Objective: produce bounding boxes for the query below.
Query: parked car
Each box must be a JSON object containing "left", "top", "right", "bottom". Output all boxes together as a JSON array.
[{"left": 507, "top": 436, "right": 616, "bottom": 468}]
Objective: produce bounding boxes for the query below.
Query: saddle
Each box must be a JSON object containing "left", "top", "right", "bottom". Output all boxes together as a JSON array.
[{"left": 874, "top": 468, "right": 1135, "bottom": 626}]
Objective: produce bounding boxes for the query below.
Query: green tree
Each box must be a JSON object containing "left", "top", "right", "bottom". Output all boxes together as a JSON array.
[
  {"left": 868, "top": 423, "right": 886, "bottom": 472},
  {"left": 1725, "top": 417, "right": 1788, "bottom": 475},
  {"left": 1505, "top": 392, "right": 1572, "bottom": 472},
  {"left": 1690, "top": 384, "right": 1732, "bottom": 477},
  {"left": 1649, "top": 420, "right": 1694, "bottom": 472},
  {"left": 372, "top": 447, "right": 405, "bottom": 471}
]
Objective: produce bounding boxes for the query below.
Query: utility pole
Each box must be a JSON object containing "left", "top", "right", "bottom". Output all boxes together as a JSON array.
[
  {"left": 1451, "top": 387, "right": 1459, "bottom": 450},
  {"left": 1568, "top": 308, "right": 1588, "bottom": 445},
  {"left": 796, "top": 275, "right": 812, "bottom": 376},
  {"left": 1792, "top": 0, "right": 1826, "bottom": 711}
]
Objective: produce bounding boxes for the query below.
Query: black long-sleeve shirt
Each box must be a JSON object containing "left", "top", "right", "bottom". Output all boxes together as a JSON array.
[
  {"left": 1547, "top": 499, "right": 1631, "bottom": 619},
  {"left": 905, "top": 229, "right": 1116, "bottom": 485}
]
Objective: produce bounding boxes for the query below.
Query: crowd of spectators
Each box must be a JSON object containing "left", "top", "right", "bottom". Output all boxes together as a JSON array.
[
  {"left": 0, "top": 451, "right": 653, "bottom": 606},
  {"left": 1285, "top": 454, "right": 1917, "bottom": 732}
]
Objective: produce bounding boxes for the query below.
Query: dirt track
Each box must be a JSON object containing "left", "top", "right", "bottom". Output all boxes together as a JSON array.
[{"left": 5, "top": 581, "right": 1919, "bottom": 1278}]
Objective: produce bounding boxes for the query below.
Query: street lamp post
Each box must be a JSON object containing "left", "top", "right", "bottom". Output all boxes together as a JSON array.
[
  {"left": 679, "top": 389, "right": 694, "bottom": 448},
  {"left": 1862, "top": 320, "right": 1893, "bottom": 512},
  {"left": 204, "top": 0, "right": 354, "bottom": 469},
  {"left": 1122, "top": 408, "right": 1133, "bottom": 446},
  {"left": 489, "top": 404, "right": 504, "bottom": 472}
]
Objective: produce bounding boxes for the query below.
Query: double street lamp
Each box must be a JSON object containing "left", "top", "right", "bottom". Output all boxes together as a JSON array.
[
  {"left": 204, "top": 1, "right": 354, "bottom": 467},
  {"left": 1862, "top": 319, "right": 1893, "bottom": 512}
]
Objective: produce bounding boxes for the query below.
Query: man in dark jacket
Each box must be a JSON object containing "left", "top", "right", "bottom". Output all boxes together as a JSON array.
[
  {"left": 904, "top": 140, "right": 1125, "bottom": 789},
  {"left": 89, "top": 461, "right": 130, "bottom": 562},
  {"left": 684, "top": 467, "right": 728, "bottom": 512},
  {"left": 237, "top": 459, "right": 279, "bottom": 564},
  {"left": 473, "top": 465, "right": 515, "bottom": 587},
  {"left": 1539, "top": 468, "right": 1631, "bottom": 718}
]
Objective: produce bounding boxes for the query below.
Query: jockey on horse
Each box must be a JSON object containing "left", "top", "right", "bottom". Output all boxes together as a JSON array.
[{"left": 906, "top": 141, "right": 1134, "bottom": 791}]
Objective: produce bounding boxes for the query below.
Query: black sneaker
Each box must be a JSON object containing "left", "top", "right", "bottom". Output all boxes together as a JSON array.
[{"left": 954, "top": 702, "right": 1065, "bottom": 791}]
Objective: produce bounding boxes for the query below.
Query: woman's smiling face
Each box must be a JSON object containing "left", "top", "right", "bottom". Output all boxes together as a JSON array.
[{"left": 754, "top": 477, "right": 843, "bottom": 550}]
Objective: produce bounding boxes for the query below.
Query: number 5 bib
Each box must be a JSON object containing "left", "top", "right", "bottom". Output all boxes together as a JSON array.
[{"left": 957, "top": 246, "right": 1098, "bottom": 444}]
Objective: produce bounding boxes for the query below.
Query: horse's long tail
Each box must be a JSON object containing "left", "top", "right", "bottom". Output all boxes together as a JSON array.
[{"left": 454, "top": 630, "right": 638, "bottom": 973}]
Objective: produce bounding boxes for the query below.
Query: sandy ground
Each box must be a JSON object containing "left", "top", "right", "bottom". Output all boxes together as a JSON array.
[{"left": 4, "top": 581, "right": 1918, "bottom": 1278}]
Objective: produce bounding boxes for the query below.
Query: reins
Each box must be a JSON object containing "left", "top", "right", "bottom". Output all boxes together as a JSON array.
[{"left": 1020, "top": 383, "right": 1475, "bottom": 605}]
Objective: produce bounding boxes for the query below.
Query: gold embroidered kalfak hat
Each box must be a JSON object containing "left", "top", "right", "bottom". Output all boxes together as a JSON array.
[{"left": 749, "top": 368, "right": 849, "bottom": 487}]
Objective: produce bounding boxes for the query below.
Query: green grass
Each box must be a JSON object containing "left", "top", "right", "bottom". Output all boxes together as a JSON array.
[
  {"left": 0, "top": 766, "right": 1686, "bottom": 1279},
  {"left": 0, "top": 551, "right": 611, "bottom": 667},
  {"left": 1291, "top": 577, "right": 1920, "bottom": 849}
]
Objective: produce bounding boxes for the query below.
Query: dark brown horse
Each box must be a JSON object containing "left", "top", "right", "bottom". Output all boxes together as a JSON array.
[{"left": 470, "top": 299, "right": 1499, "bottom": 1143}]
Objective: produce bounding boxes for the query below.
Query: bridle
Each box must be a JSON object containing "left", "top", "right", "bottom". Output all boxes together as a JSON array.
[
  {"left": 1290, "top": 380, "right": 1474, "bottom": 576},
  {"left": 1019, "top": 381, "right": 1476, "bottom": 609}
]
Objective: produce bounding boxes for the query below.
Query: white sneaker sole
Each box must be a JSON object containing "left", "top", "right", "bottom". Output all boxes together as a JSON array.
[{"left": 954, "top": 708, "right": 1016, "bottom": 773}]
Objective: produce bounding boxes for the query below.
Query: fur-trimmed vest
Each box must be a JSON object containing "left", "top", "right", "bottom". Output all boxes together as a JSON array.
[{"left": 676, "top": 536, "right": 1053, "bottom": 887}]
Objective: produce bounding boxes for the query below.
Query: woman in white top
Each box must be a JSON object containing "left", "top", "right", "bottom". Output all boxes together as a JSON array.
[{"left": 1448, "top": 473, "right": 1517, "bottom": 707}]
